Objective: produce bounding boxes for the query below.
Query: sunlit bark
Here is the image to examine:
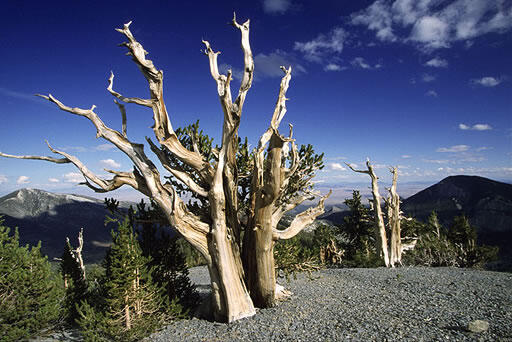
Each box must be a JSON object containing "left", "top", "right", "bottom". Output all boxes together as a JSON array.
[{"left": 0, "top": 15, "right": 328, "bottom": 321}]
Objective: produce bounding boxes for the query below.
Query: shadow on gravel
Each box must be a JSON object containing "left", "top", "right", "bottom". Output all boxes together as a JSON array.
[{"left": 443, "top": 325, "right": 467, "bottom": 333}]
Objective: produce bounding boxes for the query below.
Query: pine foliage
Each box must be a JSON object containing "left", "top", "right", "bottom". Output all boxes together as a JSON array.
[
  {"left": 0, "top": 219, "right": 64, "bottom": 341},
  {"left": 132, "top": 199, "right": 201, "bottom": 310},
  {"left": 77, "top": 218, "right": 183, "bottom": 341},
  {"left": 338, "top": 190, "right": 381, "bottom": 267},
  {"left": 402, "top": 213, "right": 498, "bottom": 268}
]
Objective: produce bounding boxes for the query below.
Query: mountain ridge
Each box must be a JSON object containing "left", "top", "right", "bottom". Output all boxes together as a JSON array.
[
  {"left": 0, "top": 188, "right": 134, "bottom": 263},
  {"left": 401, "top": 175, "right": 512, "bottom": 233},
  {"left": 1, "top": 176, "right": 510, "bottom": 263}
]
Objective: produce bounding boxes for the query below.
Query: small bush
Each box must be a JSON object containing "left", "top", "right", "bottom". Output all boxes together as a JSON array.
[
  {"left": 402, "top": 215, "right": 499, "bottom": 268},
  {"left": 403, "top": 233, "right": 460, "bottom": 267},
  {"left": 274, "top": 225, "right": 340, "bottom": 278}
]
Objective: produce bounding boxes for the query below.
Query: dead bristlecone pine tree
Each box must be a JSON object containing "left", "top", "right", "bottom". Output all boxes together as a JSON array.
[
  {"left": 346, "top": 159, "right": 391, "bottom": 267},
  {"left": 346, "top": 160, "right": 409, "bottom": 267},
  {"left": 0, "top": 15, "right": 330, "bottom": 322}
]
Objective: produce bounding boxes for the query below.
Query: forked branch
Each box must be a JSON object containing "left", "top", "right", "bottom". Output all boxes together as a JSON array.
[
  {"left": 115, "top": 22, "right": 212, "bottom": 181},
  {"left": 273, "top": 190, "right": 331, "bottom": 240}
]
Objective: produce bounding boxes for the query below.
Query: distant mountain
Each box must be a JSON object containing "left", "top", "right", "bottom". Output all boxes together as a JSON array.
[
  {"left": 319, "top": 205, "right": 350, "bottom": 224},
  {"left": 402, "top": 175, "right": 512, "bottom": 249},
  {"left": 3, "top": 177, "right": 510, "bottom": 264},
  {"left": 0, "top": 188, "right": 134, "bottom": 263}
]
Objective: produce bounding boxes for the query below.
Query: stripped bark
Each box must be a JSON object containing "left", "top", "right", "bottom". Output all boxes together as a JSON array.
[
  {"left": 242, "top": 69, "right": 330, "bottom": 306},
  {"left": 66, "top": 228, "right": 86, "bottom": 282},
  {"left": 386, "top": 167, "right": 402, "bottom": 267},
  {"left": 346, "top": 160, "right": 390, "bottom": 267},
  {"left": 0, "top": 16, "right": 328, "bottom": 322}
]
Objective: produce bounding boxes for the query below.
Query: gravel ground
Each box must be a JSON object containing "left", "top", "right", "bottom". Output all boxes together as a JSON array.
[{"left": 147, "top": 266, "right": 512, "bottom": 342}]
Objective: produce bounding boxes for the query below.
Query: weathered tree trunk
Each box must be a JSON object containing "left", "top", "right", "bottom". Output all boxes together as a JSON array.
[
  {"left": 66, "top": 228, "right": 86, "bottom": 282},
  {"left": 0, "top": 16, "right": 328, "bottom": 322},
  {"left": 242, "top": 69, "right": 330, "bottom": 307},
  {"left": 347, "top": 160, "right": 390, "bottom": 267},
  {"left": 387, "top": 167, "right": 402, "bottom": 267},
  {"left": 207, "top": 163, "right": 256, "bottom": 322}
]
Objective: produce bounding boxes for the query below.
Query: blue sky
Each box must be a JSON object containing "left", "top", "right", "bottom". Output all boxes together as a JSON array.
[{"left": 0, "top": 0, "right": 511, "bottom": 201}]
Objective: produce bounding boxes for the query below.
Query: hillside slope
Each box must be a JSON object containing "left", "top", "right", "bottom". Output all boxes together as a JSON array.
[
  {"left": 0, "top": 188, "right": 133, "bottom": 262},
  {"left": 402, "top": 175, "right": 512, "bottom": 248}
]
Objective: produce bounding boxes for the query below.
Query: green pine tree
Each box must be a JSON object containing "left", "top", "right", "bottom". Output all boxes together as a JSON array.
[
  {"left": 447, "top": 215, "right": 477, "bottom": 246},
  {"left": 426, "top": 211, "right": 442, "bottom": 238},
  {"left": 340, "top": 190, "right": 379, "bottom": 265},
  {"left": 77, "top": 217, "right": 182, "bottom": 341},
  {"left": 133, "top": 199, "right": 200, "bottom": 310},
  {"left": 0, "top": 218, "right": 64, "bottom": 341}
]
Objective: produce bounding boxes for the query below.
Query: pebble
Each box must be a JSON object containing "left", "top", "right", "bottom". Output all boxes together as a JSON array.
[{"left": 467, "top": 320, "right": 490, "bottom": 333}]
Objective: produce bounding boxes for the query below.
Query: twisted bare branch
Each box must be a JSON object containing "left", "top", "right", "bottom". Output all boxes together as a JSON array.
[
  {"left": 115, "top": 22, "right": 212, "bottom": 181},
  {"left": 108, "top": 72, "right": 152, "bottom": 107},
  {"left": 146, "top": 137, "right": 209, "bottom": 198},
  {"left": 273, "top": 190, "right": 331, "bottom": 240},
  {"left": 113, "top": 99, "right": 128, "bottom": 138}
]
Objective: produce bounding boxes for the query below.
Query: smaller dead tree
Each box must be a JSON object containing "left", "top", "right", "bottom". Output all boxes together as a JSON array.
[
  {"left": 346, "top": 161, "right": 412, "bottom": 267},
  {"left": 346, "top": 159, "right": 390, "bottom": 267},
  {"left": 61, "top": 228, "right": 86, "bottom": 289},
  {"left": 385, "top": 167, "right": 402, "bottom": 266},
  {"left": 68, "top": 228, "right": 86, "bottom": 283}
]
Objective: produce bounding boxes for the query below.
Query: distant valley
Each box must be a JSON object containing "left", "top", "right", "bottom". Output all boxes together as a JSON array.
[
  {"left": 0, "top": 188, "right": 133, "bottom": 263},
  {"left": 1, "top": 175, "right": 511, "bottom": 264}
]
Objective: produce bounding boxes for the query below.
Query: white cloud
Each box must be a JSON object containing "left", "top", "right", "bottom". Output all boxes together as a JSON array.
[
  {"left": 459, "top": 123, "right": 492, "bottom": 130},
  {"left": 324, "top": 63, "right": 343, "bottom": 72},
  {"left": 401, "top": 155, "right": 412, "bottom": 159},
  {"left": 294, "top": 27, "right": 347, "bottom": 63},
  {"left": 410, "top": 16, "right": 449, "bottom": 49},
  {"left": 424, "top": 159, "right": 450, "bottom": 164},
  {"left": 48, "top": 178, "right": 60, "bottom": 183},
  {"left": 471, "top": 76, "right": 501, "bottom": 87},
  {"left": 17, "top": 176, "right": 30, "bottom": 184},
  {"left": 351, "top": 0, "right": 512, "bottom": 51},
  {"left": 476, "top": 146, "right": 492, "bottom": 152},
  {"left": 64, "top": 172, "right": 85, "bottom": 183},
  {"left": 328, "top": 163, "right": 346, "bottom": 171},
  {"left": 425, "top": 57, "right": 448, "bottom": 67},
  {"left": 96, "top": 143, "right": 116, "bottom": 151},
  {"left": 0, "top": 174, "right": 7, "bottom": 184},
  {"left": 263, "top": 0, "right": 292, "bottom": 14},
  {"left": 473, "top": 124, "right": 492, "bottom": 131},
  {"left": 0, "top": 87, "right": 49, "bottom": 105},
  {"left": 59, "top": 146, "right": 88, "bottom": 153},
  {"left": 425, "top": 90, "right": 438, "bottom": 97},
  {"left": 254, "top": 50, "right": 306, "bottom": 78},
  {"left": 351, "top": 0, "right": 397, "bottom": 42},
  {"left": 100, "top": 159, "right": 121, "bottom": 169},
  {"left": 351, "top": 57, "right": 371, "bottom": 69},
  {"left": 422, "top": 73, "right": 436, "bottom": 82},
  {"left": 218, "top": 63, "right": 244, "bottom": 82},
  {"left": 459, "top": 155, "right": 485, "bottom": 162},
  {"left": 436, "top": 144, "right": 470, "bottom": 153}
]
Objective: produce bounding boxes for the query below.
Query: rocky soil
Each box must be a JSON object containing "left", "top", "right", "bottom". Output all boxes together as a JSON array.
[
  {"left": 149, "top": 266, "right": 512, "bottom": 342},
  {"left": 34, "top": 266, "right": 512, "bottom": 341}
]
